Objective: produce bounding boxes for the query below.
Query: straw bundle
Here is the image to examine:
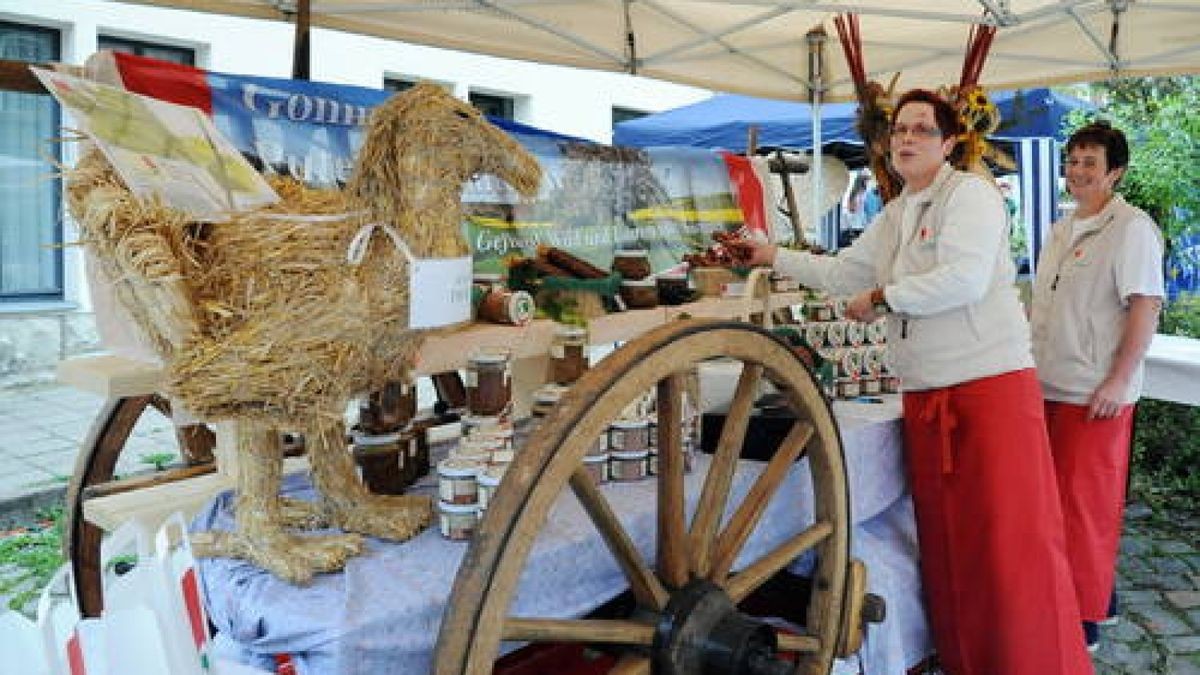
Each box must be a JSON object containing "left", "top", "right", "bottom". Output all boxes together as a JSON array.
[
  {"left": 64, "top": 83, "right": 542, "bottom": 583},
  {"left": 68, "top": 83, "right": 542, "bottom": 427}
]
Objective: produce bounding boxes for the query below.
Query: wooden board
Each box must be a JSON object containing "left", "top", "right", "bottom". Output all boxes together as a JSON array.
[{"left": 82, "top": 456, "right": 309, "bottom": 532}]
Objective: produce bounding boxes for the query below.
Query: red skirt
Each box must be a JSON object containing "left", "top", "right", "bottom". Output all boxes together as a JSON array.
[
  {"left": 903, "top": 369, "right": 1093, "bottom": 675},
  {"left": 1044, "top": 401, "right": 1134, "bottom": 621}
]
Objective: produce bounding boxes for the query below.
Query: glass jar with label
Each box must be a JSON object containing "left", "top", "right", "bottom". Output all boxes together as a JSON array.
[
  {"left": 438, "top": 457, "right": 484, "bottom": 505},
  {"left": 550, "top": 325, "right": 589, "bottom": 385},
  {"left": 610, "top": 450, "right": 650, "bottom": 482},
  {"left": 351, "top": 430, "right": 407, "bottom": 495},
  {"left": 466, "top": 348, "right": 512, "bottom": 416},
  {"left": 583, "top": 453, "right": 609, "bottom": 484},
  {"left": 438, "top": 501, "right": 479, "bottom": 541},
  {"left": 476, "top": 464, "right": 507, "bottom": 511},
  {"left": 620, "top": 278, "right": 659, "bottom": 309},
  {"left": 530, "top": 384, "right": 567, "bottom": 428},
  {"left": 609, "top": 419, "right": 651, "bottom": 452},
  {"left": 612, "top": 248, "right": 651, "bottom": 280}
]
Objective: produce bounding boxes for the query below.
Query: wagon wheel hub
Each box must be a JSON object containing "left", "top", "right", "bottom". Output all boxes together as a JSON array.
[{"left": 653, "top": 579, "right": 792, "bottom": 675}]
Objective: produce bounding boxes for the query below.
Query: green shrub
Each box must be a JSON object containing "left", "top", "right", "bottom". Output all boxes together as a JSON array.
[{"left": 0, "top": 508, "right": 65, "bottom": 612}]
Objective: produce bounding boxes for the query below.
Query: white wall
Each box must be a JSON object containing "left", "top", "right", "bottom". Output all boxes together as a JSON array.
[{"left": 0, "top": 0, "right": 711, "bottom": 311}]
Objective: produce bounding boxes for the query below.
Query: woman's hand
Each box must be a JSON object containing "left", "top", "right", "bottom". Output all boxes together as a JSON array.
[
  {"left": 845, "top": 288, "right": 882, "bottom": 323},
  {"left": 728, "top": 240, "right": 777, "bottom": 268},
  {"left": 1087, "top": 377, "right": 1128, "bottom": 420}
]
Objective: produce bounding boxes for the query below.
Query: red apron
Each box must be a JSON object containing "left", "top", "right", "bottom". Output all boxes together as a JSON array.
[
  {"left": 903, "top": 369, "right": 1093, "bottom": 675},
  {"left": 1044, "top": 401, "right": 1134, "bottom": 621}
]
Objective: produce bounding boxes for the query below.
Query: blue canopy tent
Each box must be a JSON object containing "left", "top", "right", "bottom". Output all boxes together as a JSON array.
[{"left": 614, "top": 87, "right": 1092, "bottom": 267}]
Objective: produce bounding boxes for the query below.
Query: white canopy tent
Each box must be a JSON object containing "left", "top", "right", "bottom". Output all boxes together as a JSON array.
[
  {"left": 103, "top": 0, "right": 1200, "bottom": 241},
  {"left": 108, "top": 0, "right": 1200, "bottom": 101}
]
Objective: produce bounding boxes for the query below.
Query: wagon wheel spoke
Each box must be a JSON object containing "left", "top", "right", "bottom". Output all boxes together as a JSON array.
[
  {"left": 609, "top": 654, "right": 652, "bottom": 675},
  {"left": 711, "top": 421, "right": 815, "bottom": 583},
  {"left": 689, "top": 364, "right": 762, "bottom": 578},
  {"left": 569, "top": 467, "right": 669, "bottom": 610},
  {"left": 776, "top": 632, "right": 822, "bottom": 654},
  {"left": 655, "top": 373, "right": 689, "bottom": 589},
  {"left": 725, "top": 521, "right": 834, "bottom": 603},
  {"left": 501, "top": 618, "right": 655, "bottom": 646}
]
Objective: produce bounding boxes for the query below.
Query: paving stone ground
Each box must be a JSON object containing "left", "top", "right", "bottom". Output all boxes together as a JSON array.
[{"left": 1, "top": 382, "right": 1196, "bottom": 672}]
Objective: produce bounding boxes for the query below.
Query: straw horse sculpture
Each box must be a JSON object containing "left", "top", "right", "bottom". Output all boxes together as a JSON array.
[{"left": 67, "top": 84, "right": 541, "bottom": 583}]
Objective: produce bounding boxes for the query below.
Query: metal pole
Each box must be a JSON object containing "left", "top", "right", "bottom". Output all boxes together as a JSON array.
[
  {"left": 292, "top": 0, "right": 312, "bottom": 80},
  {"left": 806, "top": 27, "right": 828, "bottom": 249}
]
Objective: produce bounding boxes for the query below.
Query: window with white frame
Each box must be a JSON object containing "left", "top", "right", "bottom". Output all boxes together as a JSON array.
[
  {"left": 97, "top": 35, "right": 195, "bottom": 66},
  {"left": 469, "top": 91, "right": 514, "bottom": 121},
  {"left": 0, "top": 21, "right": 62, "bottom": 301}
]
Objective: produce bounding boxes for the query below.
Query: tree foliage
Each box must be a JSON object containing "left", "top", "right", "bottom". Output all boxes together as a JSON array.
[{"left": 1066, "top": 76, "right": 1200, "bottom": 242}]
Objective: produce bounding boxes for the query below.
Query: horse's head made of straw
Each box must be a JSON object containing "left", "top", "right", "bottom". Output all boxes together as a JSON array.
[{"left": 348, "top": 83, "right": 542, "bottom": 259}]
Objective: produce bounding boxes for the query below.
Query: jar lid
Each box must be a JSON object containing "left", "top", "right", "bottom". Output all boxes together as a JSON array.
[
  {"left": 351, "top": 430, "right": 404, "bottom": 446},
  {"left": 473, "top": 272, "right": 503, "bottom": 282},
  {"left": 614, "top": 248, "right": 649, "bottom": 258},
  {"left": 620, "top": 278, "right": 657, "bottom": 288},
  {"left": 554, "top": 324, "right": 588, "bottom": 339},
  {"left": 438, "top": 457, "right": 485, "bottom": 477},
  {"left": 583, "top": 453, "right": 610, "bottom": 463},
  {"left": 610, "top": 419, "right": 650, "bottom": 430},
  {"left": 438, "top": 500, "right": 480, "bottom": 514},
  {"left": 463, "top": 414, "right": 508, "bottom": 429},
  {"left": 533, "top": 384, "right": 568, "bottom": 403},
  {"left": 478, "top": 465, "right": 507, "bottom": 486},
  {"left": 656, "top": 272, "right": 688, "bottom": 281},
  {"left": 472, "top": 428, "right": 514, "bottom": 441},
  {"left": 611, "top": 450, "right": 650, "bottom": 460}
]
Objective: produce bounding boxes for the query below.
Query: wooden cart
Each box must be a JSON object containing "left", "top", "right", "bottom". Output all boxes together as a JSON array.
[{"left": 59, "top": 285, "right": 878, "bottom": 674}]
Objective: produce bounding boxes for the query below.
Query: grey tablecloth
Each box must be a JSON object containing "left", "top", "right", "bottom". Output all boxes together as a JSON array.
[{"left": 196, "top": 397, "right": 928, "bottom": 674}]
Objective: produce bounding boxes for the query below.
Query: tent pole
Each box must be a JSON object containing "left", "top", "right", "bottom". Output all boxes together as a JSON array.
[
  {"left": 292, "top": 0, "right": 312, "bottom": 80},
  {"left": 806, "top": 27, "right": 827, "bottom": 249}
]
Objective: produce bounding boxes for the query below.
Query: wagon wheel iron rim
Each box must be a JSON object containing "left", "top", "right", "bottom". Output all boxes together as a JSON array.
[{"left": 434, "top": 318, "right": 852, "bottom": 675}]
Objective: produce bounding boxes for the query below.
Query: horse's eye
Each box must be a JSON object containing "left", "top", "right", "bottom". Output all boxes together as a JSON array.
[{"left": 454, "top": 110, "right": 470, "bottom": 119}]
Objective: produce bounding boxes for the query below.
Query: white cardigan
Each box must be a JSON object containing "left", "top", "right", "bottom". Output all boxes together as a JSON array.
[
  {"left": 1030, "top": 194, "right": 1164, "bottom": 405},
  {"left": 774, "top": 163, "right": 1032, "bottom": 391}
]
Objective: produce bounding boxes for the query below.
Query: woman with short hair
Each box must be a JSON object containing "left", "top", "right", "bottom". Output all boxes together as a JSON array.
[
  {"left": 735, "top": 89, "right": 1093, "bottom": 675},
  {"left": 1031, "top": 120, "right": 1164, "bottom": 652}
]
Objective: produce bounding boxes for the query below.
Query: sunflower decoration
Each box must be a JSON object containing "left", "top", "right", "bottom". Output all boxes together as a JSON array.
[{"left": 957, "top": 85, "right": 1001, "bottom": 168}]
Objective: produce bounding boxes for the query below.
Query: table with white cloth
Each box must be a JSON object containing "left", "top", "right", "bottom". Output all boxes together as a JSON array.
[
  {"left": 1143, "top": 334, "right": 1200, "bottom": 406},
  {"left": 193, "top": 397, "right": 930, "bottom": 675}
]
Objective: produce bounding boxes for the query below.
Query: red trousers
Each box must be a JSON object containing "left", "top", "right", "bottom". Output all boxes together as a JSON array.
[
  {"left": 903, "top": 369, "right": 1093, "bottom": 675},
  {"left": 1044, "top": 401, "right": 1134, "bottom": 621}
]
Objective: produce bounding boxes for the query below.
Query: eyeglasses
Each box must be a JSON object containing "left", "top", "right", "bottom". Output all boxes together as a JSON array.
[{"left": 890, "top": 124, "right": 942, "bottom": 139}]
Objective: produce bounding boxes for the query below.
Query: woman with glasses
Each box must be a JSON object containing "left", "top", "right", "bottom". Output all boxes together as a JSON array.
[
  {"left": 734, "top": 89, "right": 1093, "bottom": 675},
  {"left": 1030, "top": 121, "right": 1164, "bottom": 653}
]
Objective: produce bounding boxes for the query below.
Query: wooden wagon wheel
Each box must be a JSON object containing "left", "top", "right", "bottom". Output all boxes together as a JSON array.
[
  {"left": 63, "top": 393, "right": 217, "bottom": 617},
  {"left": 436, "top": 318, "right": 854, "bottom": 675}
]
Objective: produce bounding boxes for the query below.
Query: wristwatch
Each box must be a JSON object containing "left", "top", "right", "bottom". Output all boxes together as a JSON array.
[{"left": 869, "top": 287, "right": 890, "bottom": 314}]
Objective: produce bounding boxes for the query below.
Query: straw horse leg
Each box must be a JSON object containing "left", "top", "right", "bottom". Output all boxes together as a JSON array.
[
  {"left": 193, "top": 421, "right": 365, "bottom": 585},
  {"left": 305, "top": 417, "right": 433, "bottom": 542}
]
